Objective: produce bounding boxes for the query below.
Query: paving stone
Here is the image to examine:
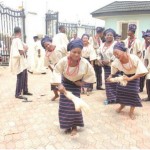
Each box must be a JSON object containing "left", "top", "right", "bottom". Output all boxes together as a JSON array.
[{"left": 0, "top": 67, "right": 150, "bottom": 149}]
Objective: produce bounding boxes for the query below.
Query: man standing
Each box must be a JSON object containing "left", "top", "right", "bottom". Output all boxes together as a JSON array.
[
  {"left": 9, "top": 27, "right": 32, "bottom": 99},
  {"left": 90, "top": 27, "right": 105, "bottom": 90},
  {"left": 52, "top": 25, "right": 69, "bottom": 57}
]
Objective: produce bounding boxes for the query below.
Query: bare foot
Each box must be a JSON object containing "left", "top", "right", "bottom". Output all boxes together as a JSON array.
[
  {"left": 129, "top": 113, "right": 136, "bottom": 120},
  {"left": 51, "top": 95, "right": 59, "bottom": 101},
  {"left": 71, "top": 127, "right": 77, "bottom": 136},
  {"left": 116, "top": 108, "right": 122, "bottom": 113}
]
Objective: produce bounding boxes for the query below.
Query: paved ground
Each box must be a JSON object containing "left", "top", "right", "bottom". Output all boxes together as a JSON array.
[{"left": 0, "top": 66, "right": 150, "bottom": 149}]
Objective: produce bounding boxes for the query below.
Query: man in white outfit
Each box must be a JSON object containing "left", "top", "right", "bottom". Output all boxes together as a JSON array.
[{"left": 9, "top": 27, "right": 32, "bottom": 99}]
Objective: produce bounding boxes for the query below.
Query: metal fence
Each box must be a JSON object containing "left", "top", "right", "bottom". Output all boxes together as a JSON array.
[
  {"left": 0, "top": 4, "right": 25, "bottom": 65},
  {"left": 46, "top": 10, "right": 96, "bottom": 41}
]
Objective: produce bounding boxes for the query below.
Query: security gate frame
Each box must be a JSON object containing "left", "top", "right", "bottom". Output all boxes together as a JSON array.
[{"left": 0, "top": 4, "right": 25, "bottom": 65}]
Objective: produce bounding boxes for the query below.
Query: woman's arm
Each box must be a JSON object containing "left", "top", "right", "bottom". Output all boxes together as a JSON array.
[{"left": 123, "top": 73, "right": 145, "bottom": 81}]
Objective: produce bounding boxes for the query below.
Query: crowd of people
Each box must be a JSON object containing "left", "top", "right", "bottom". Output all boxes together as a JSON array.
[{"left": 9, "top": 24, "right": 150, "bottom": 136}]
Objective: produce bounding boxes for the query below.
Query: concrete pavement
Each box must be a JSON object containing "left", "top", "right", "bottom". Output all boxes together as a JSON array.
[{"left": 0, "top": 66, "right": 150, "bottom": 149}]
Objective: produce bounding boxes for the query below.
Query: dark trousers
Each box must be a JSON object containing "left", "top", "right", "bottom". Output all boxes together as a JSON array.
[
  {"left": 94, "top": 64, "right": 102, "bottom": 88},
  {"left": 15, "top": 69, "right": 28, "bottom": 97},
  {"left": 146, "top": 79, "right": 150, "bottom": 99},
  {"left": 140, "top": 76, "right": 146, "bottom": 91}
]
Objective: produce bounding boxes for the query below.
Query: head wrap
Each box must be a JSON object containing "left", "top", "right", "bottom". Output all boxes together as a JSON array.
[
  {"left": 113, "top": 42, "right": 127, "bottom": 52},
  {"left": 142, "top": 29, "right": 150, "bottom": 38},
  {"left": 41, "top": 35, "right": 52, "bottom": 49},
  {"left": 115, "top": 34, "right": 121, "bottom": 38},
  {"left": 67, "top": 39, "right": 83, "bottom": 51},
  {"left": 103, "top": 28, "right": 116, "bottom": 37},
  {"left": 128, "top": 24, "right": 137, "bottom": 32},
  {"left": 81, "top": 33, "right": 90, "bottom": 39},
  {"left": 96, "top": 27, "right": 104, "bottom": 33},
  {"left": 33, "top": 36, "right": 38, "bottom": 39}
]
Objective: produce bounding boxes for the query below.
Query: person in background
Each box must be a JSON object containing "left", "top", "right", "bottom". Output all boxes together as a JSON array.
[
  {"left": 124, "top": 24, "right": 142, "bottom": 92},
  {"left": 52, "top": 25, "right": 69, "bottom": 57},
  {"left": 70, "top": 32, "right": 80, "bottom": 41},
  {"left": 115, "top": 34, "right": 122, "bottom": 42},
  {"left": 108, "top": 42, "right": 148, "bottom": 119},
  {"left": 139, "top": 30, "right": 150, "bottom": 92},
  {"left": 89, "top": 27, "right": 105, "bottom": 90},
  {"left": 142, "top": 32, "right": 150, "bottom": 101},
  {"left": 41, "top": 35, "right": 67, "bottom": 101},
  {"left": 124, "top": 24, "right": 142, "bottom": 57},
  {"left": 28, "top": 35, "right": 46, "bottom": 74},
  {"left": 99, "top": 28, "right": 118, "bottom": 104},
  {"left": 9, "top": 27, "right": 32, "bottom": 99},
  {"left": 81, "top": 33, "right": 97, "bottom": 95},
  {"left": 51, "top": 39, "right": 96, "bottom": 136}
]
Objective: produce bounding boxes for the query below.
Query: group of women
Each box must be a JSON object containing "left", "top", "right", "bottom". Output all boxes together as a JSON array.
[{"left": 40, "top": 24, "right": 149, "bottom": 136}]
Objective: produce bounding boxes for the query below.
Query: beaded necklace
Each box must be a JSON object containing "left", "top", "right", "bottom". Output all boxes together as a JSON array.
[
  {"left": 128, "top": 37, "right": 136, "bottom": 48},
  {"left": 66, "top": 56, "right": 80, "bottom": 76},
  {"left": 101, "top": 41, "right": 113, "bottom": 53}
]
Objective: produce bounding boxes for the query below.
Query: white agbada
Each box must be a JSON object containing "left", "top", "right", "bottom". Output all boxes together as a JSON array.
[
  {"left": 33, "top": 40, "right": 46, "bottom": 73},
  {"left": 124, "top": 37, "right": 141, "bottom": 56},
  {"left": 52, "top": 33, "right": 69, "bottom": 57},
  {"left": 50, "top": 56, "right": 96, "bottom": 84},
  {"left": 9, "top": 38, "right": 27, "bottom": 75},
  {"left": 144, "top": 46, "right": 150, "bottom": 79}
]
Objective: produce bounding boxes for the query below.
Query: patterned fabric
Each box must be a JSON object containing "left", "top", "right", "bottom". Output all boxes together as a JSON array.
[
  {"left": 116, "top": 74, "right": 142, "bottom": 107},
  {"left": 128, "top": 24, "right": 137, "bottom": 32},
  {"left": 59, "top": 78, "right": 84, "bottom": 129},
  {"left": 113, "top": 42, "right": 127, "bottom": 52},
  {"left": 103, "top": 66, "right": 118, "bottom": 102}
]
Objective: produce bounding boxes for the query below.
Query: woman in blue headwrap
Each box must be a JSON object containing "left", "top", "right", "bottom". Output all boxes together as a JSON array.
[
  {"left": 41, "top": 36, "right": 65, "bottom": 101},
  {"left": 98, "top": 28, "right": 118, "bottom": 104},
  {"left": 52, "top": 39, "right": 96, "bottom": 136},
  {"left": 107, "top": 42, "right": 148, "bottom": 119}
]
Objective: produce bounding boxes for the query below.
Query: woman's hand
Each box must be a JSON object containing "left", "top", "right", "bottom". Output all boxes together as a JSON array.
[
  {"left": 57, "top": 84, "right": 66, "bottom": 93},
  {"left": 106, "top": 75, "right": 112, "bottom": 82},
  {"left": 123, "top": 76, "right": 131, "bottom": 81},
  {"left": 74, "top": 81, "right": 85, "bottom": 87},
  {"left": 98, "top": 60, "right": 104, "bottom": 66},
  {"left": 102, "top": 60, "right": 110, "bottom": 65}
]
